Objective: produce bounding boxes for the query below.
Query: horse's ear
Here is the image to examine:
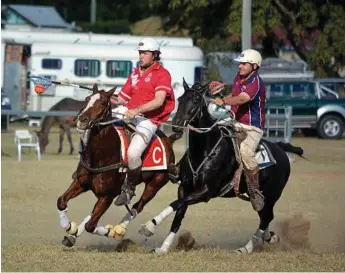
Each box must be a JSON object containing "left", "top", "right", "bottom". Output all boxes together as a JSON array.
[
  {"left": 107, "top": 86, "right": 117, "bottom": 98},
  {"left": 92, "top": 83, "right": 98, "bottom": 94},
  {"left": 182, "top": 77, "right": 189, "bottom": 91}
]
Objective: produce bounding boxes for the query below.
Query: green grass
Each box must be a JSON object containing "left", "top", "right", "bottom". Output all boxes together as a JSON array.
[{"left": 2, "top": 124, "right": 345, "bottom": 271}]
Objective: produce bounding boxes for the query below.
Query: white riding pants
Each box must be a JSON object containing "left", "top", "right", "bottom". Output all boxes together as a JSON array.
[{"left": 112, "top": 106, "right": 158, "bottom": 169}]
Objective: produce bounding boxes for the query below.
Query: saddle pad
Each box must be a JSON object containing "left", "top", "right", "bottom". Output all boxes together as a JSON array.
[
  {"left": 255, "top": 142, "right": 277, "bottom": 170},
  {"left": 114, "top": 125, "right": 167, "bottom": 172}
]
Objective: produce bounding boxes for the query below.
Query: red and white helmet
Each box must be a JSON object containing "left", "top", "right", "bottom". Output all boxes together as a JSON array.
[
  {"left": 137, "top": 37, "right": 161, "bottom": 52},
  {"left": 233, "top": 49, "right": 262, "bottom": 67}
]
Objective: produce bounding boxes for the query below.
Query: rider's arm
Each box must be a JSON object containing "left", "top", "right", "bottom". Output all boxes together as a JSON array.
[
  {"left": 137, "top": 91, "right": 167, "bottom": 113},
  {"left": 222, "top": 92, "right": 250, "bottom": 105},
  {"left": 111, "top": 95, "right": 127, "bottom": 105}
]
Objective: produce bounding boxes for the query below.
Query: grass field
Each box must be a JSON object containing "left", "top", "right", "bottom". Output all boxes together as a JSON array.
[{"left": 1, "top": 125, "right": 345, "bottom": 271}]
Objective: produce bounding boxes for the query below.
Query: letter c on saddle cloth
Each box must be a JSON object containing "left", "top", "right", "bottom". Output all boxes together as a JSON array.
[{"left": 114, "top": 126, "right": 167, "bottom": 171}]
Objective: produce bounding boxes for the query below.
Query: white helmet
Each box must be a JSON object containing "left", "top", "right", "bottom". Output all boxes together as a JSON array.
[
  {"left": 137, "top": 37, "right": 161, "bottom": 52},
  {"left": 233, "top": 49, "right": 262, "bottom": 67}
]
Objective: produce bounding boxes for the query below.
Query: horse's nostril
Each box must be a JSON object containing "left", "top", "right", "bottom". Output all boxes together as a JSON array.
[{"left": 79, "top": 116, "right": 88, "bottom": 123}]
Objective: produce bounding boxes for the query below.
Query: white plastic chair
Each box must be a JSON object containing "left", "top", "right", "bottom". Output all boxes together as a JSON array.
[{"left": 14, "top": 130, "right": 41, "bottom": 162}]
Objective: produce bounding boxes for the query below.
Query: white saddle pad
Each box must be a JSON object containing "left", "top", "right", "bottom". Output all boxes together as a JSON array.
[{"left": 255, "top": 142, "right": 277, "bottom": 170}]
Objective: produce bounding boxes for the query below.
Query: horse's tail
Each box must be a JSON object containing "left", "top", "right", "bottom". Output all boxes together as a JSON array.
[
  {"left": 168, "top": 132, "right": 184, "bottom": 144},
  {"left": 276, "top": 142, "right": 309, "bottom": 160}
]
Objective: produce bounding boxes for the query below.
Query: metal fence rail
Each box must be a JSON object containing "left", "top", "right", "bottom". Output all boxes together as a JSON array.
[{"left": 2, "top": 106, "right": 293, "bottom": 144}]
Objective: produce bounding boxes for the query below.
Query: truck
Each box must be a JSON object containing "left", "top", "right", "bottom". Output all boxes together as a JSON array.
[{"left": 265, "top": 78, "right": 345, "bottom": 139}]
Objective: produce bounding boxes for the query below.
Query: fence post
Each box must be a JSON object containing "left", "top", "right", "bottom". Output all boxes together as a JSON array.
[{"left": 285, "top": 106, "right": 293, "bottom": 143}]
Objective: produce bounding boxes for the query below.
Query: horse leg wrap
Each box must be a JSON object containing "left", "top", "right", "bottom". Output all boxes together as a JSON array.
[
  {"left": 235, "top": 229, "right": 264, "bottom": 254},
  {"left": 76, "top": 215, "right": 91, "bottom": 237},
  {"left": 92, "top": 226, "right": 108, "bottom": 236},
  {"left": 153, "top": 206, "right": 174, "bottom": 225},
  {"left": 58, "top": 208, "right": 70, "bottom": 230},
  {"left": 158, "top": 232, "right": 176, "bottom": 253}
]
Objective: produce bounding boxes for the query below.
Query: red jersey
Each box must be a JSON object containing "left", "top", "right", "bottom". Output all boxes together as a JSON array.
[
  {"left": 118, "top": 62, "right": 175, "bottom": 124},
  {"left": 232, "top": 72, "right": 266, "bottom": 129}
]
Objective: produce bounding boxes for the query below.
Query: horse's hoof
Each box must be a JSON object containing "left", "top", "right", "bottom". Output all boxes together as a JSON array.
[
  {"left": 265, "top": 231, "right": 280, "bottom": 244},
  {"left": 66, "top": 221, "right": 78, "bottom": 235},
  {"left": 234, "top": 247, "right": 249, "bottom": 254},
  {"left": 62, "top": 235, "right": 76, "bottom": 248},
  {"left": 151, "top": 248, "right": 168, "bottom": 254},
  {"left": 139, "top": 222, "right": 155, "bottom": 237}
]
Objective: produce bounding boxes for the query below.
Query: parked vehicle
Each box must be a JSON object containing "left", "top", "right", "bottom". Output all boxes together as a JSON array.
[{"left": 265, "top": 78, "right": 345, "bottom": 139}]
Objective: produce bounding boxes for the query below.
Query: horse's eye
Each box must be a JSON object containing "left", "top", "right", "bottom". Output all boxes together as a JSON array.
[{"left": 193, "top": 96, "right": 200, "bottom": 103}]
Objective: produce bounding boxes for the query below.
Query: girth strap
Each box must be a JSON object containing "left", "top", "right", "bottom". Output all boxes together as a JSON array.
[{"left": 79, "top": 154, "right": 124, "bottom": 173}]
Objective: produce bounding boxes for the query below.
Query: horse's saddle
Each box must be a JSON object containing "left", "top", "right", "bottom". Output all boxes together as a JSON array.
[
  {"left": 113, "top": 122, "right": 168, "bottom": 172},
  {"left": 255, "top": 141, "right": 277, "bottom": 170}
]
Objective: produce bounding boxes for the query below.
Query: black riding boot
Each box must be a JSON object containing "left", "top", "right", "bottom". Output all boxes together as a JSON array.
[
  {"left": 167, "top": 150, "right": 188, "bottom": 183},
  {"left": 114, "top": 167, "right": 142, "bottom": 206}
]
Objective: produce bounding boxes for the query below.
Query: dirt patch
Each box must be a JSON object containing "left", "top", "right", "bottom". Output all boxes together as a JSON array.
[
  {"left": 115, "top": 239, "right": 147, "bottom": 253},
  {"left": 176, "top": 231, "right": 196, "bottom": 251},
  {"left": 276, "top": 213, "right": 311, "bottom": 251}
]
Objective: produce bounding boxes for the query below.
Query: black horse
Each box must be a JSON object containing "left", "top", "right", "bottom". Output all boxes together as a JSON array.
[{"left": 139, "top": 79, "right": 305, "bottom": 254}]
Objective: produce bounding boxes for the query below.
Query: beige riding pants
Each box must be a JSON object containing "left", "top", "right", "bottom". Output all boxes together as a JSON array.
[
  {"left": 112, "top": 106, "right": 158, "bottom": 169},
  {"left": 234, "top": 123, "right": 263, "bottom": 171}
]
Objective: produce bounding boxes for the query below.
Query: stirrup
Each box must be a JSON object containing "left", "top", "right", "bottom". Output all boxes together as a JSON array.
[
  {"left": 114, "top": 189, "right": 135, "bottom": 206},
  {"left": 236, "top": 193, "right": 250, "bottom": 202}
]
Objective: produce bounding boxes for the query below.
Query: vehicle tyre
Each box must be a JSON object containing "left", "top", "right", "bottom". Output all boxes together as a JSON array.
[{"left": 317, "top": 115, "right": 344, "bottom": 139}]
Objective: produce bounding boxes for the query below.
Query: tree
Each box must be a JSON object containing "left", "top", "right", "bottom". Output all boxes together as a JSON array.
[{"left": 149, "top": 0, "right": 345, "bottom": 77}]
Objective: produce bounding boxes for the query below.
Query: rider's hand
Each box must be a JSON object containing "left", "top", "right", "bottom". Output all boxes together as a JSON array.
[
  {"left": 212, "top": 97, "right": 225, "bottom": 106},
  {"left": 125, "top": 108, "right": 140, "bottom": 119},
  {"left": 209, "top": 81, "right": 225, "bottom": 95},
  {"left": 110, "top": 96, "right": 119, "bottom": 104}
]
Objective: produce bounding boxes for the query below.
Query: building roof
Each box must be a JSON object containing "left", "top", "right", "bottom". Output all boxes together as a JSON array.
[{"left": 6, "top": 4, "right": 69, "bottom": 28}]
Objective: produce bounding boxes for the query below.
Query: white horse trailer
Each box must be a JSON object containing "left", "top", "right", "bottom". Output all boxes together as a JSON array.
[
  {"left": 1, "top": 29, "right": 203, "bottom": 113},
  {"left": 29, "top": 42, "right": 204, "bottom": 112}
]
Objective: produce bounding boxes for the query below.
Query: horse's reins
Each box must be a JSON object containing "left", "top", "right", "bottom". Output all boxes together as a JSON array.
[{"left": 179, "top": 88, "right": 236, "bottom": 187}]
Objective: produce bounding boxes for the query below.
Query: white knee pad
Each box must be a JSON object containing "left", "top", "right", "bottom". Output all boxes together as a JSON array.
[{"left": 127, "top": 143, "right": 143, "bottom": 169}]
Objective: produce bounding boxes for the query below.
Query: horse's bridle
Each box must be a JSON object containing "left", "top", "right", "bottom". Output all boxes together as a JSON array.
[
  {"left": 180, "top": 88, "right": 209, "bottom": 127},
  {"left": 75, "top": 101, "right": 112, "bottom": 130}
]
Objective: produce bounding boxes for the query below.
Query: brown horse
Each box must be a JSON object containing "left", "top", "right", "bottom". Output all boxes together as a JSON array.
[
  {"left": 36, "top": 98, "right": 84, "bottom": 155},
  {"left": 57, "top": 84, "right": 180, "bottom": 247}
]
